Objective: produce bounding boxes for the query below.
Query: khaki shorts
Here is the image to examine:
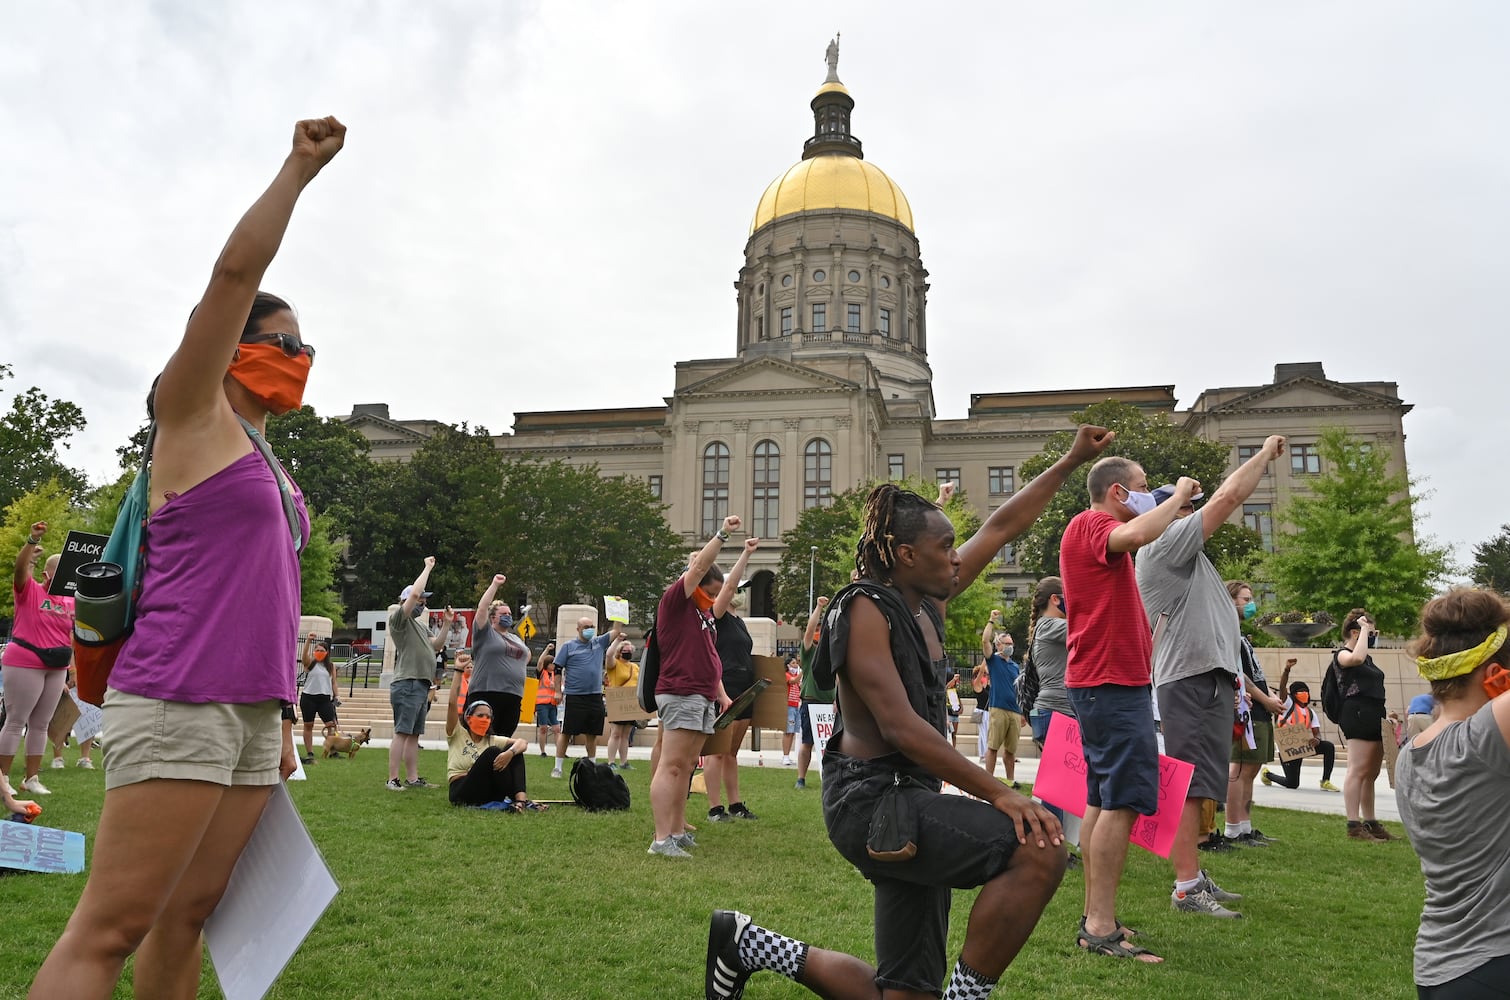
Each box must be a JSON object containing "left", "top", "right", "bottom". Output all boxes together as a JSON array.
[
  {"left": 986, "top": 707, "right": 1021, "bottom": 753},
  {"left": 102, "top": 690, "right": 283, "bottom": 790},
  {"left": 1231, "top": 720, "right": 1275, "bottom": 766}
]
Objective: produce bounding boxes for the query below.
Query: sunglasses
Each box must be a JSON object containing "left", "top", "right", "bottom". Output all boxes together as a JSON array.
[{"left": 243, "top": 332, "right": 316, "bottom": 360}]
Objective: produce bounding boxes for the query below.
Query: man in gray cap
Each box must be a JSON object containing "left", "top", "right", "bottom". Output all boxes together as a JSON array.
[
  {"left": 386, "top": 557, "right": 449, "bottom": 791},
  {"left": 1135, "top": 436, "right": 1287, "bottom": 918}
]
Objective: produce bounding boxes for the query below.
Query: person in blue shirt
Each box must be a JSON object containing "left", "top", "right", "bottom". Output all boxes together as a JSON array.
[
  {"left": 977, "top": 625, "right": 1023, "bottom": 786},
  {"left": 549, "top": 615, "right": 623, "bottom": 778},
  {"left": 1406, "top": 691, "right": 1438, "bottom": 742}
]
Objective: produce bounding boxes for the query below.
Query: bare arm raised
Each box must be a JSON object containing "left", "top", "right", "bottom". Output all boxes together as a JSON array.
[
  {"left": 684, "top": 515, "right": 739, "bottom": 598},
  {"left": 1200, "top": 436, "right": 1285, "bottom": 538},
  {"left": 712, "top": 538, "right": 760, "bottom": 617}
]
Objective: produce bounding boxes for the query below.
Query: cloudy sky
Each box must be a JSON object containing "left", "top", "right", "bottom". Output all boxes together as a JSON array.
[{"left": 3, "top": 2, "right": 1505, "bottom": 569}]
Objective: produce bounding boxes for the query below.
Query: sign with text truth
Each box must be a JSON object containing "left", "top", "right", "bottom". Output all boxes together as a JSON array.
[
  {"left": 1275, "top": 722, "right": 1319, "bottom": 762},
  {"left": 1033, "top": 712, "right": 1193, "bottom": 859}
]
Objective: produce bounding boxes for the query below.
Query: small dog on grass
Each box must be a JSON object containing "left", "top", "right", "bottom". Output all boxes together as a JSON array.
[{"left": 322, "top": 726, "right": 372, "bottom": 759}]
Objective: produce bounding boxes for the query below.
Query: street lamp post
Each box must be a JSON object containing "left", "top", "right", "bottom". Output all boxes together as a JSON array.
[{"left": 809, "top": 545, "right": 819, "bottom": 611}]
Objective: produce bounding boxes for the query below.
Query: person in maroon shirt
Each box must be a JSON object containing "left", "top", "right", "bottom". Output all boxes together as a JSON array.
[{"left": 1059, "top": 457, "right": 1198, "bottom": 963}]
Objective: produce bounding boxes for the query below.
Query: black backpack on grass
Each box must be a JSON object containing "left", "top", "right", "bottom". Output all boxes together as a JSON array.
[
  {"left": 570, "top": 758, "right": 630, "bottom": 812},
  {"left": 1321, "top": 651, "right": 1345, "bottom": 725}
]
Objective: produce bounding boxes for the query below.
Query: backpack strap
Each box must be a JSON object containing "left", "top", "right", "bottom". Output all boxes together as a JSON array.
[{"left": 236, "top": 414, "right": 302, "bottom": 553}]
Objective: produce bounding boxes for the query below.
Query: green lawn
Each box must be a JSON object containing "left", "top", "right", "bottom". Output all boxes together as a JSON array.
[{"left": 2, "top": 753, "right": 1422, "bottom": 999}]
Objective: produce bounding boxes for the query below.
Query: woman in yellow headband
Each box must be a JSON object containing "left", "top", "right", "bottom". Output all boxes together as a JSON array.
[{"left": 1395, "top": 588, "right": 1510, "bottom": 998}]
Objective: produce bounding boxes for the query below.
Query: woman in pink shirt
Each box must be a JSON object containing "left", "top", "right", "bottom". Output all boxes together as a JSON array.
[
  {"left": 2, "top": 521, "right": 74, "bottom": 796},
  {"left": 30, "top": 117, "right": 345, "bottom": 999}
]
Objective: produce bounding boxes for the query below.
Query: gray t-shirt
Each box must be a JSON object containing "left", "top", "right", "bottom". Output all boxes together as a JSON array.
[
  {"left": 1135, "top": 513, "right": 1239, "bottom": 688},
  {"left": 469, "top": 622, "right": 530, "bottom": 697},
  {"left": 387, "top": 606, "right": 435, "bottom": 683},
  {"left": 302, "top": 661, "right": 333, "bottom": 697},
  {"left": 1029, "top": 616, "right": 1073, "bottom": 716},
  {"left": 1396, "top": 701, "right": 1510, "bottom": 986}
]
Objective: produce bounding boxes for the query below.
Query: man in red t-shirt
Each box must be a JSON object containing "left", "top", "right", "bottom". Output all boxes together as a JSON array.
[
  {"left": 781, "top": 656, "right": 802, "bottom": 765},
  {"left": 646, "top": 514, "right": 739, "bottom": 858},
  {"left": 1059, "top": 458, "right": 1197, "bottom": 963}
]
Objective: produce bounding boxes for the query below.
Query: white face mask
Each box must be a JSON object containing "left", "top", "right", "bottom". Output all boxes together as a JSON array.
[{"left": 1120, "top": 487, "right": 1158, "bottom": 517}]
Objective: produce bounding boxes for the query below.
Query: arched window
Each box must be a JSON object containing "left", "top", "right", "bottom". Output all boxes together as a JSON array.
[
  {"left": 752, "top": 440, "right": 780, "bottom": 537},
  {"left": 804, "top": 438, "right": 833, "bottom": 509},
  {"left": 701, "top": 442, "right": 730, "bottom": 537}
]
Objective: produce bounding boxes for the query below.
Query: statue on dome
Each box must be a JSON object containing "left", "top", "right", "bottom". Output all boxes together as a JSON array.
[{"left": 824, "top": 34, "right": 841, "bottom": 81}]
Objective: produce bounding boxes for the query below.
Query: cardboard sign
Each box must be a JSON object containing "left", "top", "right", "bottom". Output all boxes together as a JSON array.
[
  {"left": 807, "top": 703, "right": 836, "bottom": 756},
  {"left": 1034, "top": 712, "right": 1194, "bottom": 859},
  {"left": 48, "top": 530, "right": 111, "bottom": 596},
  {"left": 1274, "top": 723, "right": 1319, "bottom": 762},
  {"left": 749, "top": 655, "right": 792, "bottom": 730},
  {"left": 604, "top": 596, "right": 629, "bottom": 624},
  {"left": 47, "top": 690, "right": 81, "bottom": 750},
  {"left": 1381, "top": 717, "right": 1402, "bottom": 789},
  {"left": 605, "top": 684, "right": 654, "bottom": 722},
  {"left": 0, "top": 822, "right": 85, "bottom": 874}
]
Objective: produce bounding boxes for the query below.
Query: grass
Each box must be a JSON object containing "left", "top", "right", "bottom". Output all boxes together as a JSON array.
[{"left": 2, "top": 751, "right": 1422, "bottom": 999}]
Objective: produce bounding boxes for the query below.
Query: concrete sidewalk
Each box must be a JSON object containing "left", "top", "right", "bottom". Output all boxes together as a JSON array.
[{"left": 367, "top": 738, "right": 1398, "bottom": 822}]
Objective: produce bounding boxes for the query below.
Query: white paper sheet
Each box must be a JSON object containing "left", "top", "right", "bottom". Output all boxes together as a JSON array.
[{"left": 204, "top": 783, "right": 338, "bottom": 1000}]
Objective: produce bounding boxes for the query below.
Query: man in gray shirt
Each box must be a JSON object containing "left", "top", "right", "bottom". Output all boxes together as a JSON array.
[
  {"left": 387, "top": 557, "right": 449, "bottom": 791},
  {"left": 1135, "top": 435, "right": 1286, "bottom": 917}
]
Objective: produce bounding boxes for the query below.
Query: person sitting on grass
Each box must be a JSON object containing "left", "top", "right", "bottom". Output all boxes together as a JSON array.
[{"left": 445, "top": 683, "right": 546, "bottom": 813}]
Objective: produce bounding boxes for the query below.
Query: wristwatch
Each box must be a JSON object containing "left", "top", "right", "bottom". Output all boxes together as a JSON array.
[{"left": 716, "top": 529, "right": 730, "bottom": 541}]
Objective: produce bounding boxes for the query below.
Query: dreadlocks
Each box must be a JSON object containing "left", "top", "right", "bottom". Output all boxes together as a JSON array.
[{"left": 856, "top": 483, "right": 939, "bottom": 582}]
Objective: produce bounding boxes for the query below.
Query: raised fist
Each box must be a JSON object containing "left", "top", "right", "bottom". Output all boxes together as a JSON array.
[
  {"left": 936, "top": 482, "right": 956, "bottom": 507},
  {"left": 744, "top": 537, "right": 760, "bottom": 552},
  {"left": 291, "top": 116, "right": 346, "bottom": 171},
  {"left": 723, "top": 515, "right": 742, "bottom": 532},
  {"left": 423, "top": 556, "right": 436, "bottom": 569},
  {"left": 1069, "top": 425, "right": 1115, "bottom": 465},
  {"left": 1176, "top": 476, "right": 1202, "bottom": 498},
  {"left": 30, "top": 521, "right": 47, "bottom": 536},
  {"left": 493, "top": 574, "right": 507, "bottom": 586},
  {"left": 1264, "top": 435, "right": 1287, "bottom": 459},
  {"left": 816, "top": 596, "right": 829, "bottom": 608}
]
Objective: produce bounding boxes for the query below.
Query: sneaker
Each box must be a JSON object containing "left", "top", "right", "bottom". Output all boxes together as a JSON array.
[
  {"left": 1172, "top": 886, "right": 1244, "bottom": 918},
  {"left": 539, "top": 750, "right": 547, "bottom": 757},
  {"left": 1319, "top": 779, "right": 1341, "bottom": 792},
  {"left": 1365, "top": 820, "right": 1399, "bottom": 842},
  {"left": 405, "top": 777, "right": 433, "bottom": 788},
  {"left": 648, "top": 838, "right": 692, "bottom": 859},
  {"left": 618, "top": 762, "right": 633, "bottom": 770},
  {"left": 551, "top": 765, "right": 563, "bottom": 779},
  {"left": 794, "top": 778, "right": 806, "bottom": 789},
  {"left": 20, "top": 776, "right": 50, "bottom": 795},
  {"left": 50, "top": 758, "right": 65, "bottom": 770},
  {"left": 76, "top": 758, "right": 93, "bottom": 769},
  {"left": 385, "top": 778, "right": 404, "bottom": 792},
  {"left": 673, "top": 831, "right": 698, "bottom": 850},
  {"left": 1247, "top": 828, "right": 1278, "bottom": 844},
  {"left": 301, "top": 754, "right": 316, "bottom": 765},
  {"left": 608, "top": 762, "right": 620, "bottom": 771},
  {"left": 782, "top": 756, "right": 793, "bottom": 766},
  {"left": 729, "top": 802, "right": 759, "bottom": 821},
  {"left": 1347, "top": 821, "right": 1374, "bottom": 840},
  {"left": 708, "top": 806, "right": 735, "bottom": 823},
  {"left": 1233, "top": 832, "right": 1270, "bottom": 848},
  {"left": 1259, "top": 770, "right": 1273, "bottom": 786},
  {"left": 706, "top": 910, "right": 753, "bottom": 999},
  {"left": 1195, "top": 869, "right": 1242, "bottom": 902},
  {"left": 1198, "top": 833, "right": 1237, "bottom": 854}
]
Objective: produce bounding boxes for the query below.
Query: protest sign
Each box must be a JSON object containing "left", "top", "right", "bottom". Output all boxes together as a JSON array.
[
  {"left": 0, "top": 822, "right": 85, "bottom": 874},
  {"left": 605, "top": 684, "right": 654, "bottom": 722},
  {"left": 48, "top": 530, "right": 110, "bottom": 596},
  {"left": 806, "top": 703, "right": 836, "bottom": 756},
  {"left": 1274, "top": 723, "right": 1318, "bottom": 763},
  {"left": 604, "top": 596, "right": 630, "bottom": 624},
  {"left": 205, "top": 784, "right": 338, "bottom": 1000},
  {"left": 1033, "top": 712, "right": 1193, "bottom": 858},
  {"left": 47, "top": 691, "right": 81, "bottom": 750}
]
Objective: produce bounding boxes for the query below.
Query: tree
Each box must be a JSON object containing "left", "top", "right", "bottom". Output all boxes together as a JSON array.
[
  {"left": 776, "top": 478, "right": 1006, "bottom": 650},
  {"left": 1470, "top": 524, "right": 1510, "bottom": 595},
  {"left": 299, "top": 509, "right": 346, "bottom": 624},
  {"left": 1206, "top": 522, "right": 1265, "bottom": 583},
  {"left": 1263, "top": 427, "right": 1453, "bottom": 635},
  {"left": 1015, "top": 401, "right": 1230, "bottom": 578},
  {"left": 0, "top": 478, "right": 86, "bottom": 619},
  {"left": 0, "top": 364, "right": 89, "bottom": 509},
  {"left": 263, "top": 406, "right": 376, "bottom": 533}
]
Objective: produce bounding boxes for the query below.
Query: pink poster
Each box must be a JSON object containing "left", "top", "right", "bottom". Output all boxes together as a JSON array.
[{"left": 1033, "top": 712, "right": 1194, "bottom": 859}]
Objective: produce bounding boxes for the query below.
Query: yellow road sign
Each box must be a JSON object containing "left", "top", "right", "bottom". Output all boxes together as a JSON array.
[{"left": 516, "top": 616, "right": 537, "bottom": 641}]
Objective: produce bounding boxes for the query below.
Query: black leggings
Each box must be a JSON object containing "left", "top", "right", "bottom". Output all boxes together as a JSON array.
[
  {"left": 1419, "top": 953, "right": 1510, "bottom": 998},
  {"left": 1268, "top": 740, "right": 1336, "bottom": 786},
  {"left": 469, "top": 691, "right": 523, "bottom": 737},
  {"left": 448, "top": 746, "right": 527, "bottom": 806}
]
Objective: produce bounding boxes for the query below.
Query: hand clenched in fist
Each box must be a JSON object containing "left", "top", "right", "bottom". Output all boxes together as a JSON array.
[{"left": 291, "top": 116, "right": 346, "bottom": 172}]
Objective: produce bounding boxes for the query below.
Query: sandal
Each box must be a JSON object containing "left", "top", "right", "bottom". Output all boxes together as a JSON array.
[
  {"left": 520, "top": 799, "right": 549, "bottom": 812},
  {"left": 1076, "top": 918, "right": 1162, "bottom": 962},
  {"left": 1079, "top": 914, "right": 1142, "bottom": 939}
]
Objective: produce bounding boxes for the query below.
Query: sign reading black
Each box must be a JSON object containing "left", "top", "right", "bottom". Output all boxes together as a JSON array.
[{"left": 48, "top": 530, "right": 111, "bottom": 596}]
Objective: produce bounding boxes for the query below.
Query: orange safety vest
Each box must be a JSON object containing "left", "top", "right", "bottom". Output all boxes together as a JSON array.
[
  {"left": 536, "top": 666, "right": 558, "bottom": 705},
  {"left": 1279, "top": 701, "right": 1315, "bottom": 729}
]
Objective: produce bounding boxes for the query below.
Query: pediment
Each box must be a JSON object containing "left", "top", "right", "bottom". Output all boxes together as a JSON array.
[
  {"left": 344, "top": 413, "right": 433, "bottom": 441},
  {"left": 1210, "top": 377, "right": 1401, "bottom": 413},
  {"left": 678, "top": 357, "right": 862, "bottom": 397}
]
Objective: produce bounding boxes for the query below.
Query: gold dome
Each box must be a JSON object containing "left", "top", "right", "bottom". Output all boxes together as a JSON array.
[{"left": 750, "top": 156, "right": 914, "bottom": 234}]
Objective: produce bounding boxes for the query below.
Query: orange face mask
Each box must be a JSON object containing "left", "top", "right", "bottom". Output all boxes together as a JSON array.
[
  {"left": 467, "top": 716, "right": 491, "bottom": 738},
  {"left": 1293, "top": 692, "right": 1309, "bottom": 705},
  {"left": 228, "top": 343, "right": 311, "bottom": 414},
  {"left": 692, "top": 587, "right": 715, "bottom": 612},
  {"left": 1483, "top": 665, "right": 1510, "bottom": 700},
  {"left": 313, "top": 649, "right": 328, "bottom": 662}
]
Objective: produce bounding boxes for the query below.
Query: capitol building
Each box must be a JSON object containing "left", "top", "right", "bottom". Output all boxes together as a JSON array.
[{"left": 343, "top": 49, "right": 1412, "bottom": 618}]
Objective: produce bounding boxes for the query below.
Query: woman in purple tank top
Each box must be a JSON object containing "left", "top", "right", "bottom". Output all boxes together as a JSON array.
[{"left": 31, "top": 118, "right": 346, "bottom": 999}]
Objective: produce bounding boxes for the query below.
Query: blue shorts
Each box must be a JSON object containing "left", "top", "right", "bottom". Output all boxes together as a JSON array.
[
  {"left": 534, "top": 703, "right": 559, "bottom": 729},
  {"left": 786, "top": 705, "right": 801, "bottom": 734},
  {"left": 1066, "top": 684, "right": 1158, "bottom": 816}
]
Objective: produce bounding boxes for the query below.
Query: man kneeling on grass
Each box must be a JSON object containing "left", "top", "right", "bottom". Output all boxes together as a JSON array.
[{"left": 705, "top": 425, "right": 1112, "bottom": 1000}]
